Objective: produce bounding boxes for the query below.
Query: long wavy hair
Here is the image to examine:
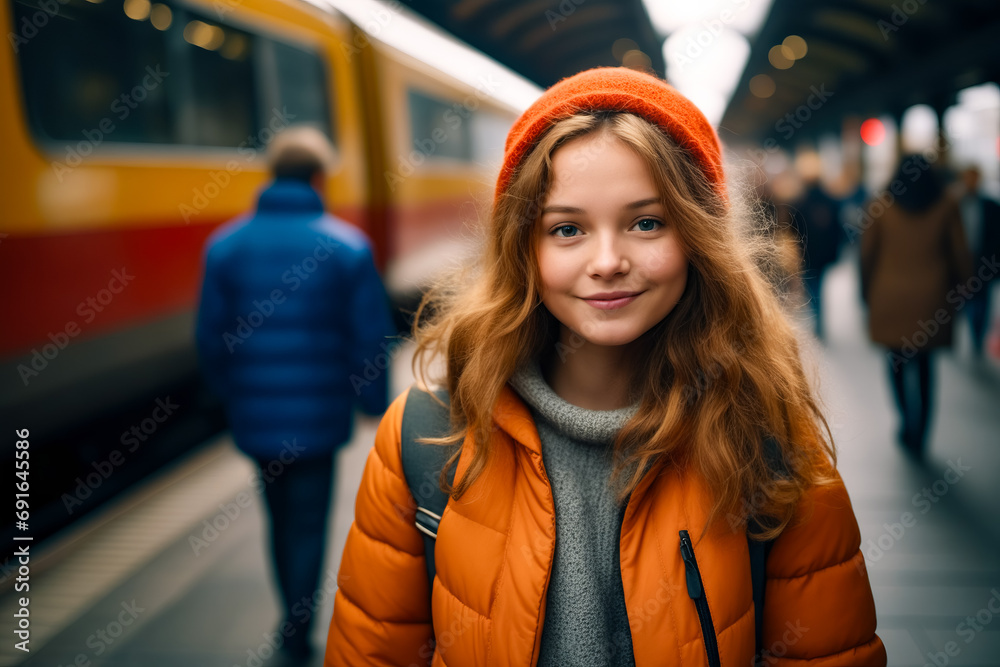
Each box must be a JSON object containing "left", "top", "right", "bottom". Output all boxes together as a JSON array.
[{"left": 409, "top": 110, "right": 837, "bottom": 540}]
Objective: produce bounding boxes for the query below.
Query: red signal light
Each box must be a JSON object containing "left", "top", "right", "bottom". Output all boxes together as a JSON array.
[{"left": 861, "top": 118, "right": 886, "bottom": 146}]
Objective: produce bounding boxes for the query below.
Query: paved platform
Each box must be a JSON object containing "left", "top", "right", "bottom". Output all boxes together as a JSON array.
[
  {"left": 807, "top": 250, "right": 1000, "bottom": 667},
  {"left": 5, "top": 251, "right": 1000, "bottom": 667}
]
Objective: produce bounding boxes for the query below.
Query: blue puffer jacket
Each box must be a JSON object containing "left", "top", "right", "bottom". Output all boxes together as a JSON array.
[{"left": 195, "top": 179, "right": 395, "bottom": 460}]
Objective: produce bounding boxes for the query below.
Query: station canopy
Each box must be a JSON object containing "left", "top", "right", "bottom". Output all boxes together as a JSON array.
[
  {"left": 398, "top": 0, "right": 999, "bottom": 145},
  {"left": 720, "top": 0, "right": 1000, "bottom": 145},
  {"left": 398, "top": 0, "right": 665, "bottom": 88}
]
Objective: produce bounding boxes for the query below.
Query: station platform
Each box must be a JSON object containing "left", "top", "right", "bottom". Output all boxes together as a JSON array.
[{"left": 3, "top": 251, "right": 999, "bottom": 667}]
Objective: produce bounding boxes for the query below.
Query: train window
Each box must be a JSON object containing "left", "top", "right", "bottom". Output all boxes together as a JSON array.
[
  {"left": 175, "top": 13, "right": 258, "bottom": 147},
  {"left": 10, "top": 0, "right": 324, "bottom": 151},
  {"left": 12, "top": 0, "right": 175, "bottom": 145},
  {"left": 407, "top": 89, "right": 473, "bottom": 162},
  {"left": 258, "top": 38, "right": 334, "bottom": 143},
  {"left": 471, "top": 110, "right": 512, "bottom": 169}
]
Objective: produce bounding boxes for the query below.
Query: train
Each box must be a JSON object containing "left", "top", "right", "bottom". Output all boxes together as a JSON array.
[{"left": 0, "top": 0, "right": 537, "bottom": 543}]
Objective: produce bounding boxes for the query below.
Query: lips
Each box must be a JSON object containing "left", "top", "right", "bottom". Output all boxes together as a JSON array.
[
  {"left": 584, "top": 291, "right": 643, "bottom": 300},
  {"left": 582, "top": 291, "right": 644, "bottom": 310}
]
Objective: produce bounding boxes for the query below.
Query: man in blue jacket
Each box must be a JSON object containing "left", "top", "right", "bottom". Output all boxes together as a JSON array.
[{"left": 195, "top": 126, "right": 395, "bottom": 662}]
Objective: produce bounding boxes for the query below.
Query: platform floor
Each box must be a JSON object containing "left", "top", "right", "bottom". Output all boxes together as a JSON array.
[{"left": 5, "top": 251, "right": 1000, "bottom": 667}]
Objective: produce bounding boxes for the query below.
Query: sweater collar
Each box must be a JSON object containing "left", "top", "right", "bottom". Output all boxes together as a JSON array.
[
  {"left": 510, "top": 356, "right": 638, "bottom": 445},
  {"left": 499, "top": 357, "right": 639, "bottom": 449}
]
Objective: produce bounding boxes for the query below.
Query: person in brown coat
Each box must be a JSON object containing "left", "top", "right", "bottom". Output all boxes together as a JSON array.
[{"left": 860, "top": 154, "right": 972, "bottom": 459}]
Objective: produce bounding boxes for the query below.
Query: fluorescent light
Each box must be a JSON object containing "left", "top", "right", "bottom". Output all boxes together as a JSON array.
[
  {"left": 311, "top": 0, "right": 542, "bottom": 111},
  {"left": 664, "top": 25, "right": 750, "bottom": 125},
  {"left": 643, "top": 0, "right": 774, "bottom": 37},
  {"left": 649, "top": 0, "right": 771, "bottom": 127}
]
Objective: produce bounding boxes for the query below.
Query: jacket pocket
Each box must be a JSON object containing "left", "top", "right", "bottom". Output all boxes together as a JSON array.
[{"left": 679, "top": 530, "right": 721, "bottom": 667}]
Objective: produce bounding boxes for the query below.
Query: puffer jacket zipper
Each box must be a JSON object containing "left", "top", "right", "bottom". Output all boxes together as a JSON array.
[{"left": 679, "top": 530, "right": 721, "bottom": 667}]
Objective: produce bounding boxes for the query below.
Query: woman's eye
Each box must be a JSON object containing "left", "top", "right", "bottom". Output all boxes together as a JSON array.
[
  {"left": 634, "top": 218, "right": 662, "bottom": 232},
  {"left": 552, "top": 225, "right": 579, "bottom": 237}
]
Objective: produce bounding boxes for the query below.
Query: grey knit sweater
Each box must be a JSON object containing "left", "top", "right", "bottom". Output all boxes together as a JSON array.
[{"left": 508, "top": 357, "right": 638, "bottom": 667}]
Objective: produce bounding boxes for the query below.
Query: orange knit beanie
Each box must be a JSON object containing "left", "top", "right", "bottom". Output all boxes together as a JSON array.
[{"left": 495, "top": 67, "right": 727, "bottom": 204}]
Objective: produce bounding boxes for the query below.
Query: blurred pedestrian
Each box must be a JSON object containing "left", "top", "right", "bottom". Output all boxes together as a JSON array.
[
  {"left": 957, "top": 165, "right": 1000, "bottom": 357},
  {"left": 327, "top": 67, "right": 885, "bottom": 666},
  {"left": 195, "top": 126, "right": 395, "bottom": 662},
  {"left": 790, "top": 174, "right": 845, "bottom": 341},
  {"left": 989, "top": 320, "right": 1000, "bottom": 360},
  {"left": 860, "top": 154, "right": 972, "bottom": 459}
]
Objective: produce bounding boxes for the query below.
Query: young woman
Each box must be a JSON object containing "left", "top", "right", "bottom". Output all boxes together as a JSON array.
[{"left": 325, "top": 67, "right": 887, "bottom": 666}]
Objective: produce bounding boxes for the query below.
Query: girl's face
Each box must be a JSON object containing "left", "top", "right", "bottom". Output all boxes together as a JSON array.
[{"left": 535, "top": 131, "right": 689, "bottom": 348}]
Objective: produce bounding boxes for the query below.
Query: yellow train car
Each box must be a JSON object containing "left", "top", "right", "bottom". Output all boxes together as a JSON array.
[{"left": 0, "top": 0, "right": 530, "bottom": 441}]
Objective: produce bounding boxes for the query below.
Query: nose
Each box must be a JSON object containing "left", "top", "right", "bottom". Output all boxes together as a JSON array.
[{"left": 586, "top": 231, "right": 629, "bottom": 278}]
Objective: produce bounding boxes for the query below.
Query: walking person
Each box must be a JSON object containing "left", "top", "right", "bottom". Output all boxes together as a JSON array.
[
  {"left": 989, "top": 319, "right": 1000, "bottom": 359},
  {"left": 195, "top": 126, "right": 395, "bottom": 662},
  {"left": 325, "top": 68, "right": 886, "bottom": 666},
  {"left": 791, "top": 174, "right": 845, "bottom": 342},
  {"left": 957, "top": 165, "right": 1000, "bottom": 358},
  {"left": 860, "top": 154, "right": 972, "bottom": 460}
]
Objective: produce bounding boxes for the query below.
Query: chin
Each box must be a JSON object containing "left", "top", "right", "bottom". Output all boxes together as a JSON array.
[{"left": 571, "top": 322, "right": 646, "bottom": 348}]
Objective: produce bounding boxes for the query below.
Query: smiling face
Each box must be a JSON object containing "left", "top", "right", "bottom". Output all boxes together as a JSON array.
[{"left": 535, "top": 130, "right": 689, "bottom": 349}]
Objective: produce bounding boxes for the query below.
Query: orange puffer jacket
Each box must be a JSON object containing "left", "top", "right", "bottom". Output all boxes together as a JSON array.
[{"left": 325, "top": 384, "right": 887, "bottom": 666}]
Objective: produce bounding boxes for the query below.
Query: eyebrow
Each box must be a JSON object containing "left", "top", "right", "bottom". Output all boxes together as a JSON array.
[{"left": 541, "top": 197, "right": 662, "bottom": 214}]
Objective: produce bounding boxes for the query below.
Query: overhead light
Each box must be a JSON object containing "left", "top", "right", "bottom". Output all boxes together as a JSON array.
[
  {"left": 622, "top": 49, "right": 652, "bottom": 72},
  {"left": 221, "top": 34, "right": 250, "bottom": 61},
  {"left": 150, "top": 3, "right": 172, "bottom": 30},
  {"left": 782, "top": 35, "right": 807, "bottom": 60},
  {"left": 123, "top": 0, "right": 151, "bottom": 21},
  {"left": 749, "top": 74, "right": 775, "bottom": 98},
  {"left": 768, "top": 44, "right": 793, "bottom": 69},
  {"left": 613, "top": 38, "right": 640, "bottom": 62},
  {"left": 184, "top": 20, "right": 226, "bottom": 51}
]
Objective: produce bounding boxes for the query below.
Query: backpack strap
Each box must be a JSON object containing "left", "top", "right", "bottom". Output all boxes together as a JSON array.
[
  {"left": 748, "top": 435, "right": 787, "bottom": 665},
  {"left": 400, "top": 386, "right": 458, "bottom": 588}
]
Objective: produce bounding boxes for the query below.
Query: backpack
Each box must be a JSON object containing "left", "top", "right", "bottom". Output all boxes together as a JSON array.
[{"left": 400, "top": 386, "right": 775, "bottom": 662}]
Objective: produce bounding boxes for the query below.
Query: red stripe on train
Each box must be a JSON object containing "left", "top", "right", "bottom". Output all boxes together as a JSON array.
[
  {"left": 0, "top": 198, "right": 474, "bottom": 358},
  {"left": 0, "top": 221, "right": 227, "bottom": 358}
]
